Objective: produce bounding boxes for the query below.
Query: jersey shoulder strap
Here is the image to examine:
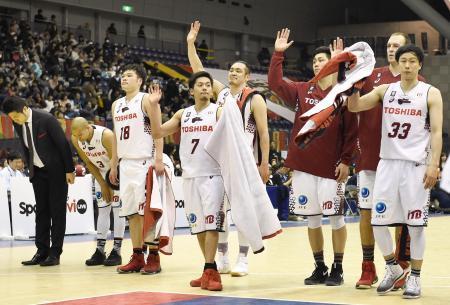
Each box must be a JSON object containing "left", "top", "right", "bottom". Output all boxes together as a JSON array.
[{"left": 237, "top": 87, "right": 260, "bottom": 110}]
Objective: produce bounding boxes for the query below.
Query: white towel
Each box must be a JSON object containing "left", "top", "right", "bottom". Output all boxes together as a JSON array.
[
  {"left": 205, "top": 98, "right": 282, "bottom": 253},
  {"left": 143, "top": 166, "right": 176, "bottom": 255},
  {"left": 301, "top": 41, "right": 375, "bottom": 120}
]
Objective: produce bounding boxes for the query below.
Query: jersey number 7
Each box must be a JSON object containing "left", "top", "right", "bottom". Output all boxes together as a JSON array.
[{"left": 191, "top": 138, "right": 200, "bottom": 154}]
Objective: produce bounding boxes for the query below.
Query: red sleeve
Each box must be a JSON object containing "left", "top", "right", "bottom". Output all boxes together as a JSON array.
[
  {"left": 340, "top": 108, "right": 358, "bottom": 165},
  {"left": 268, "top": 51, "right": 298, "bottom": 108}
]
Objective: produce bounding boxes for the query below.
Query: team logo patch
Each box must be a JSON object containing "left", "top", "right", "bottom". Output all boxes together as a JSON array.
[
  {"left": 361, "top": 187, "right": 370, "bottom": 198},
  {"left": 375, "top": 202, "right": 387, "bottom": 214},
  {"left": 192, "top": 117, "right": 203, "bottom": 123},
  {"left": 96, "top": 191, "right": 102, "bottom": 199},
  {"left": 205, "top": 215, "right": 214, "bottom": 224},
  {"left": 188, "top": 213, "right": 197, "bottom": 224},
  {"left": 298, "top": 195, "right": 308, "bottom": 205}
]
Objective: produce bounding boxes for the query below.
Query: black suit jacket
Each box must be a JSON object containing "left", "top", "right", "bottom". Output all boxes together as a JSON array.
[{"left": 14, "top": 109, "right": 74, "bottom": 178}]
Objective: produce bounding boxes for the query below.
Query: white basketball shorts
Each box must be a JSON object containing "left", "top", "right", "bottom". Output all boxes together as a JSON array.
[
  {"left": 183, "top": 175, "right": 225, "bottom": 234},
  {"left": 357, "top": 170, "right": 376, "bottom": 210},
  {"left": 119, "top": 158, "right": 152, "bottom": 217},
  {"left": 291, "top": 170, "right": 345, "bottom": 216},
  {"left": 371, "top": 159, "right": 430, "bottom": 227}
]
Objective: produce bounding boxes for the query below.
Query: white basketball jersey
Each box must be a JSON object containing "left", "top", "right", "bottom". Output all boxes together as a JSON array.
[
  {"left": 180, "top": 103, "right": 221, "bottom": 178},
  {"left": 113, "top": 92, "right": 154, "bottom": 159},
  {"left": 380, "top": 81, "right": 431, "bottom": 163},
  {"left": 78, "top": 125, "right": 110, "bottom": 172},
  {"left": 217, "top": 87, "right": 260, "bottom": 163}
]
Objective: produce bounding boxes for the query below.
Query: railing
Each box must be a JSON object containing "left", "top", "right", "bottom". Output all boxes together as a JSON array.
[{"left": 30, "top": 21, "right": 92, "bottom": 41}]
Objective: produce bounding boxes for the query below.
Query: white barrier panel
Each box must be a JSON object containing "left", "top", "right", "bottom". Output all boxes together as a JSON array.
[
  {"left": 10, "top": 175, "right": 94, "bottom": 238},
  {"left": 0, "top": 184, "right": 11, "bottom": 238},
  {"left": 172, "top": 176, "right": 189, "bottom": 228},
  {"left": 66, "top": 175, "right": 95, "bottom": 234}
]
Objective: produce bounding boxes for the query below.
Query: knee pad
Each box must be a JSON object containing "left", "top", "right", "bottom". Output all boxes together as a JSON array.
[
  {"left": 307, "top": 215, "right": 322, "bottom": 229},
  {"left": 329, "top": 215, "right": 345, "bottom": 230}
]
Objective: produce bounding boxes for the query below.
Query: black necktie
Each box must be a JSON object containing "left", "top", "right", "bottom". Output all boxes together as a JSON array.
[{"left": 25, "top": 122, "right": 34, "bottom": 178}]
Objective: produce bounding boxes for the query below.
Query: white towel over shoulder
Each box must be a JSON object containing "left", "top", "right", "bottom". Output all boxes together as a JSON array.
[{"left": 205, "top": 99, "right": 282, "bottom": 254}]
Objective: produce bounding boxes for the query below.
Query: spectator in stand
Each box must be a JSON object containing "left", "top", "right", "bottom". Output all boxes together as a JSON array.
[
  {"left": 137, "top": 25, "right": 145, "bottom": 39},
  {"left": 63, "top": 103, "right": 77, "bottom": 119},
  {"left": 106, "top": 23, "right": 117, "bottom": 36},
  {"left": 34, "top": 9, "right": 47, "bottom": 23},
  {"left": 53, "top": 110, "right": 67, "bottom": 131},
  {"left": 269, "top": 141, "right": 281, "bottom": 163},
  {"left": 60, "top": 94, "right": 73, "bottom": 108},
  {"left": 198, "top": 39, "right": 208, "bottom": 61},
  {"left": 257, "top": 47, "right": 271, "bottom": 66},
  {"left": 44, "top": 94, "right": 54, "bottom": 112}
]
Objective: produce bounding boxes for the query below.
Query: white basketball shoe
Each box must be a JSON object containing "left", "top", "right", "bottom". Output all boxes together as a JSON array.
[{"left": 230, "top": 255, "right": 248, "bottom": 277}]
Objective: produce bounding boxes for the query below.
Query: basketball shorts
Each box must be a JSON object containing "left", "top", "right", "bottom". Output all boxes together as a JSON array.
[
  {"left": 183, "top": 175, "right": 225, "bottom": 234},
  {"left": 119, "top": 158, "right": 152, "bottom": 217},
  {"left": 371, "top": 159, "right": 430, "bottom": 227},
  {"left": 94, "top": 177, "right": 121, "bottom": 208},
  {"left": 357, "top": 170, "right": 376, "bottom": 210},
  {"left": 291, "top": 170, "right": 345, "bottom": 216}
]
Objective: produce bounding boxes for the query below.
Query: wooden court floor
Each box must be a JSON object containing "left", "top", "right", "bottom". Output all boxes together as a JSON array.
[{"left": 1, "top": 216, "right": 449, "bottom": 305}]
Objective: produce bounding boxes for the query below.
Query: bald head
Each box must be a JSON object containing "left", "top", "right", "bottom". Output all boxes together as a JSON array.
[
  {"left": 71, "top": 117, "right": 91, "bottom": 142},
  {"left": 71, "top": 117, "right": 89, "bottom": 131}
]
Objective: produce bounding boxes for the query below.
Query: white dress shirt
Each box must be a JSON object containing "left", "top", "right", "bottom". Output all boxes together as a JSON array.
[
  {"left": 0, "top": 166, "right": 24, "bottom": 191},
  {"left": 22, "top": 110, "right": 45, "bottom": 168}
]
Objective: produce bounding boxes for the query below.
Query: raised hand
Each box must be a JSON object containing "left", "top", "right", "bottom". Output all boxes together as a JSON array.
[
  {"left": 148, "top": 83, "right": 162, "bottom": 105},
  {"left": 187, "top": 20, "right": 200, "bottom": 44},
  {"left": 274, "top": 28, "right": 294, "bottom": 52},
  {"left": 330, "top": 37, "right": 344, "bottom": 58}
]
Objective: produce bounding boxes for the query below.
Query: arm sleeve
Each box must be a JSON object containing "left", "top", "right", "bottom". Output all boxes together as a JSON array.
[
  {"left": 268, "top": 51, "right": 299, "bottom": 108},
  {"left": 46, "top": 116, "right": 75, "bottom": 173},
  {"left": 340, "top": 108, "right": 358, "bottom": 165}
]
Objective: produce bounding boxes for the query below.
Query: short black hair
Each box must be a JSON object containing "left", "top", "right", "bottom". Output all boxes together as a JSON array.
[
  {"left": 188, "top": 71, "right": 214, "bottom": 89},
  {"left": 312, "top": 46, "right": 331, "bottom": 59},
  {"left": 395, "top": 44, "right": 424, "bottom": 64},
  {"left": 1, "top": 96, "right": 27, "bottom": 114},
  {"left": 7, "top": 150, "right": 22, "bottom": 162},
  {"left": 231, "top": 60, "right": 251, "bottom": 75},
  {"left": 121, "top": 64, "right": 147, "bottom": 83}
]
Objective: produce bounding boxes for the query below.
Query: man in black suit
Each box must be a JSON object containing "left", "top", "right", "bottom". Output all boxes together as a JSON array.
[{"left": 2, "top": 96, "right": 75, "bottom": 266}]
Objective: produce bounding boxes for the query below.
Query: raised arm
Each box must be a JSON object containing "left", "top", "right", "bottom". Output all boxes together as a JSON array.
[
  {"left": 347, "top": 84, "right": 388, "bottom": 112},
  {"left": 268, "top": 28, "right": 298, "bottom": 107},
  {"left": 186, "top": 21, "right": 225, "bottom": 98},
  {"left": 145, "top": 84, "right": 182, "bottom": 139},
  {"left": 187, "top": 21, "right": 205, "bottom": 73},
  {"left": 424, "top": 86, "right": 443, "bottom": 189}
]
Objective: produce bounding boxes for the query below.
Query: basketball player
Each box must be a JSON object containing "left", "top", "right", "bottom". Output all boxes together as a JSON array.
[
  {"left": 147, "top": 71, "right": 225, "bottom": 291},
  {"left": 109, "top": 64, "right": 165, "bottom": 274},
  {"left": 268, "top": 28, "right": 358, "bottom": 286},
  {"left": 348, "top": 45, "right": 442, "bottom": 299},
  {"left": 187, "top": 20, "right": 270, "bottom": 276},
  {"left": 71, "top": 117, "right": 125, "bottom": 266},
  {"left": 355, "top": 32, "right": 425, "bottom": 289}
]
